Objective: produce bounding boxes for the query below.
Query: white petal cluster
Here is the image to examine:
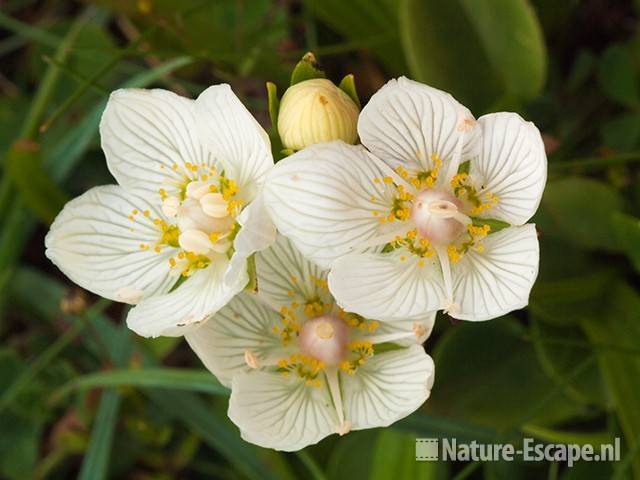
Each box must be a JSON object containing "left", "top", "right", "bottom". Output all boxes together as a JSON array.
[
  {"left": 45, "top": 85, "right": 275, "bottom": 338},
  {"left": 263, "top": 76, "right": 547, "bottom": 323},
  {"left": 46, "top": 76, "right": 547, "bottom": 451}
]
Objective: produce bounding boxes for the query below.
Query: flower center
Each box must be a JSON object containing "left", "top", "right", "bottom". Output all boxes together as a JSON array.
[
  {"left": 162, "top": 178, "right": 241, "bottom": 257},
  {"left": 410, "top": 188, "right": 471, "bottom": 245},
  {"left": 298, "top": 315, "right": 349, "bottom": 367}
]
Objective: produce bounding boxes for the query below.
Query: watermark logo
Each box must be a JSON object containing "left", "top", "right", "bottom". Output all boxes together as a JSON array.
[{"left": 415, "top": 438, "right": 621, "bottom": 467}]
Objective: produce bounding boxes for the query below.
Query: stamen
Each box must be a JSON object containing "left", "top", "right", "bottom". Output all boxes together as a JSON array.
[
  {"left": 435, "top": 245, "right": 454, "bottom": 307},
  {"left": 326, "top": 369, "right": 347, "bottom": 431}
]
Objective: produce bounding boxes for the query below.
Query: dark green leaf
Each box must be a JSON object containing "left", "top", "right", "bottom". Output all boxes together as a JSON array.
[
  {"left": 303, "top": 0, "right": 407, "bottom": 74},
  {"left": 5, "top": 141, "right": 68, "bottom": 224},
  {"left": 597, "top": 44, "right": 640, "bottom": 108},
  {"left": 400, "top": 0, "right": 546, "bottom": 111},
  {"left": 429, "top": 317, "right": 582, "bottom": 429},
  {"left": 611, "top": 212, "right": 640, "bottom": 273},
  {"left": 581, "top": 283, "right": 640, "bottom": 478},
  {"left": 534, "top": 177, "right": 623, "bottom": 252}
]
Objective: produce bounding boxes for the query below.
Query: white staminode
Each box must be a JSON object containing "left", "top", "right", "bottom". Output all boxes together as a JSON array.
[
  {"left": 263, "top": 76, "right": 546, "bottom": 323},
  {"left": 185, "top": 235, "right": 436, "bottom": 451},
  {"left": 45, "top": 85, "right": 276, "bottom": 338}
]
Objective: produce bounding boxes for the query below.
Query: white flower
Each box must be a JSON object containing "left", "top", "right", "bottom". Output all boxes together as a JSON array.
[
  {"left": 185, "top": 235, "right": 435, "bottom": 451},
  {"left": 45, "top": 85, "right": 275, "bottom": 337},
  {"left": 263, "top": 77, "right": 546, "bottom": 322}
]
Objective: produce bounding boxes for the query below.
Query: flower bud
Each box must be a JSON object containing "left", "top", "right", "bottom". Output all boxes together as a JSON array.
[{"left": 277, "top": 78, "right": 359, "bottom": 150}]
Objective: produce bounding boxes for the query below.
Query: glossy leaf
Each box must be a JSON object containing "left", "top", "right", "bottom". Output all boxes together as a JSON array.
[
  {"left": 534, "top": 177, "right": 623, "bottom": 252},
  {"left": 400, "top": 0, "right": 547, "bottom": 111},
  {"left": 582, "top": 283, "right": 640, "bottom": 479}
]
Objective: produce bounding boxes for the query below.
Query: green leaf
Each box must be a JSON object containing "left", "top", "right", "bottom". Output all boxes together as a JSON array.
[
  {"left": 370, "top": 429, "right": 448, "bottom": 480},
  {"left": 303, "top": 0, "right": 407, "bottom": 74},
  {"left": 611, "top": 212, "right": 640, "bottom": 273},
  {"left": 290, "top": 51, "right": 326, "bottom": 85},
  {"left": 148, "top": 390, "right": 280, "bottom": 480},
  {"left": 77, "top": 389, "right": 121, "bottom": 480},
  {"left": 597, "top": 44, "right": 640, "bottom": 108},
  {"left": 394, "top": 411, "right": 500, "bottom": 443},
  {"left": 75, "top": 316, "right": 129, "bottom": 480},
  {"left": 522, "top": 424, "right": 612, "bottom": 446},
  {"left": 52, "top": 368, "right": 229, "bottom": 401},
  {"left": 5, "top": 140, "right": 68, "bottom": 224},
  {"left": 581, "top": 283, "right": 640, "bottom": 478},
  {"left": 400, "top": 0, "right": 547, "bottom": 112},
  {"left": 429, "top": 317, "right": 582, "bottom": 430},
  {"left": 266, "top": 81, "right": 280, "bottom": 130},
  {"left": 530, "top": 316, "right": 607, "bottom": 406},
  {"left": 338, "top": 74, "right": 361, "bottom": 108},
  {"left": 534, "top": 177, "right": 624, "bottom": 252},
  {"left": 0, "top": 412, "right": 42, "bottom": 480},
  {"left": 601, "top": 113, "right": 640, "bottom": 152}
]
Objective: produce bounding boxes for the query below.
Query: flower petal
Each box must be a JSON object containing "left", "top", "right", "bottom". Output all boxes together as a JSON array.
[
  {"left": 341, "top": 345, "right": 434, "bottom": 430},
  {"left": 228, "top": 370, "right": 338, "bottom": 451},
  {"left": 195, "top": 85, "right": 273, "bottom": 200},
  {"left": 256, "top": 234, "right": 332, "bottom": 311},
  {"left": 328, "top": 249, "right": 446, "bottom": 321},
  {"left": 126, "top": 257, "right": 244, "bottom": 337},
  {"left": 100, "top": 88, "right": 213, "bottom": 199},
  {"left": 185, "top": 293, "right": 286, "bottom": 386},
  {"left": 45, "top": 185, "right": 176, "bottom": 304},
  {"left": 263, "top": 141, "right": 408, "bottom": 269},
  {"left": 451, "top": 224, "right": 540, "bottom": 321},
  {"left": 225, "top": 194, "right": 276, "bottom": 291},
  {"left": 471, "top": 112, "right": 547, "bottom": 225},
  {"left": 358, "top": 77, "right": 479, "bottom": 178}
]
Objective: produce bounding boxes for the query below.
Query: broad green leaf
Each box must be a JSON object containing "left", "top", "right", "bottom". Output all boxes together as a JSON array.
[
  {"left": 529, "top": 237, "right": 614, "bottom": 326},
  {"left": 597, "top": 44, "right": 640, "bottom": 108},
  {"left": 5, "top": 140, "right": 68, "bottom": 224},
  {"left": 53, "top": 368, "right": 229, "bottom": 401},
  {"left": 0, "top": 412, "right": 42, "bottom": 480},
  {"left": 429, "top": 317, "right": 582, "bottom": 430},
  {"left": 534, "top": 177, "right": 624, "bottom": 252},
  {"left": 303, "top": 0, "right": 407, "bottom": 74},
  {"left": 530, "top": 316, "right": 607, "bottom": 406},
  {"left": 326, "top": 430, "right": 378, "bottom": 480},
  {"left": 582, "top": 283, "right": 640, "bottom": 478},
  {"left": 601, "top": 113, "right": 640, "bottom": 152},
  {"left": 611, "top": 212, "right": 640, "bottom": 273},
  {"left": 395, "top": 411, "right": 500, "bottom": 444},
  {"left": 400, "top": 0, "right": 546, "bottom": 111},
  {"left": 370, "top": 430, "right": 448, "bottom": 480}
]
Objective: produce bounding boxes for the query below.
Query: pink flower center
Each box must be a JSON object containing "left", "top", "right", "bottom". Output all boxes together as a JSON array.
[
  {"left": 410, "top": 188, "right": 469, "bottom": 245},
  {"left": 298, "top": 315, "right": 349, "bottom": 366}
]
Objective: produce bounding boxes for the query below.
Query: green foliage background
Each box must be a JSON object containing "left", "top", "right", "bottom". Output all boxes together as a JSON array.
[{"left": 1, "top": 0, "right": 640, "bottom": 478}]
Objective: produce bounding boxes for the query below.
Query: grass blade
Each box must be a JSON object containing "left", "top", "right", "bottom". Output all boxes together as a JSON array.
[{"left": 52, "top": 368, "right": 229, "bottom": 402}]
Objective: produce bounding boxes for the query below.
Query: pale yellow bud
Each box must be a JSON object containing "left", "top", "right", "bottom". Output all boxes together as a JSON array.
[{"left": 277, "top": 78, "right": 359, "bottom": 150}]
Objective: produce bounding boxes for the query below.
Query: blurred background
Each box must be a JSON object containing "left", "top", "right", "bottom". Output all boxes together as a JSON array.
[{"left": 1, "top": 0, "right": 640, "bottom": 479}]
